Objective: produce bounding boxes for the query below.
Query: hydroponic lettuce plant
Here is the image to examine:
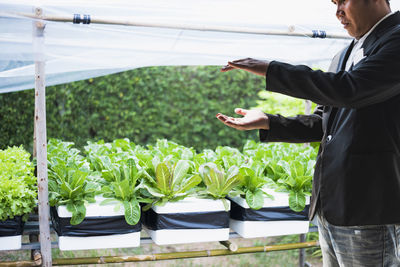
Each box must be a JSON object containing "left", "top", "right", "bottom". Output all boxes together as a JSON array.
[
  {"left": 141, "top": 159, "right": 202, "bottom": 209},
  {"left": 133, "top": 139, "right": 197, "bottom": 179},
  {"left": 268, "top": 157, "right": 315, "bottom": 212},
  {"left": 47, "top": 139, "right": 100, "bottom": 225},
  {"left": 238, "top": 161, "right": 272, "bottom": 210},
  {"left": 0, "top": 146, "right": 37, "bottom": 221},
  {"left": 84, "top": 139, "right": 139, "bottom": 169},
  {"left": 214, "top": 146, "right": 246, "bottom": 170},
  {"left": 99, "top": 158, "right": 151, "bottom": 225},
  {"left": 85, "top": 139, "right": 152, "bottom": 225},
  {"left": 261, "top": 143, "right": 317, "bottom": 212},
  {"left": 148, "top": 139, "right": 195, "bottom": 163},
  {"left": 198, "top": 163, "right": 243, "bottom": 210},
  {"left": 193, "top": 149, "right": 218, "bottom": 170},
  {"left": 242, "top": 140, "right": 318, "bottom": 212}
]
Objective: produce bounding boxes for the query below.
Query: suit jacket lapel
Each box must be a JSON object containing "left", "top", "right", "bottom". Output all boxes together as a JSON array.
[
  {"left": 321, "top": 42, "right": 354, "bottom": 132},
  {"left": 338, "top": 40, "right": 354, "bottom": 71}
]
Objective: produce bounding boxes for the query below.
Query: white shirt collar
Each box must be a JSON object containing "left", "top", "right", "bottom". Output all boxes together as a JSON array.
[{"left": 345, "top": 12, "right": 394, "bottom": 70}]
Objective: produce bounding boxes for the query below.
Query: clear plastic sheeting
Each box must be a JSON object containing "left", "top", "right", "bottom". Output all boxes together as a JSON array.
[{"left": 1, "top": 0, "right": 398, "bottom": 93}]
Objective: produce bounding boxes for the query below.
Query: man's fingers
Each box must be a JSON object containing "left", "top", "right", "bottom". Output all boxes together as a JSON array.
[
  {"left": 220, "top": 64, "right": 235, "bottom": 72},
  {"left": 221, "top": 61, "right": 245, "bottom": 72},
  {"left": 216, "top": 113, "right": 244, "bottom": 130},
  {"left": 235, "top": 108, "right": 247, "bottom": 116},
  {"left": 227, "top": 61, "right": 245, "bottom": 69},
  {"left": 216, "top": 113, "right": 229, "bottom": 122},
  {"left": 222, "top": 119, "right": 245, "bottom": 131},
  {"left": 231, "top": 58, "right": 248, "bottom": 64}
]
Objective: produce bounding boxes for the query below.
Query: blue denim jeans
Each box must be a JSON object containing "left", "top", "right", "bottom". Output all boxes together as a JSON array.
[{"left": 317, "top": 211, "right": 400, "bottom": 267}]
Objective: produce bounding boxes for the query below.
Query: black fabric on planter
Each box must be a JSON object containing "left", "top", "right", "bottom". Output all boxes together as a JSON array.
[
  {"left": 230, "top": 201, "right": 309, "bottom": 221},
  {"left": 0, "top": 216, "right": 24, "bottom": 236},
  {"left": 51, "top": 207, "right": 141, "bottom": 237},
  {"left": 143, "top": 208, "right": 229, "bottom": 230}
]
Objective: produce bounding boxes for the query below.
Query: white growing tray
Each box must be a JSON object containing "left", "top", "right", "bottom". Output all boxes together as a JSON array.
[
  {"left": 56, "top": 197, "right": 140, "bottom": 251},
  {"left": 229, "top": 190, "right": 310, "bottom": 238},
  {"left": 0, "top": 235, "right": 21, "bottom": 251},
  {"left": 145, "top": 197, "right": 230, "bottom": 245}
]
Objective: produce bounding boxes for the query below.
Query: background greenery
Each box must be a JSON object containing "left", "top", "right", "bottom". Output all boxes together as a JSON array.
[
  {"left": 0, "top": 66, "right": 313, "bottom": 153},
  {"left": 0, "top": 66, "right": 261, "bottom": 152}
]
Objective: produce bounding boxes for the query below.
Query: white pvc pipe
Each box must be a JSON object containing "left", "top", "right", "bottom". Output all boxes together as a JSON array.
[{"left": 16, "top": 12, "right": 351, "bottom": 40}]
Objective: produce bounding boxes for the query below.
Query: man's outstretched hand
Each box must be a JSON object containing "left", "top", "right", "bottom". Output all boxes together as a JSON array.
[
  {"left": 216, "top": 108, "right": 270, "bottom": 131},
  {"left": 220, "top": 58, "right": 270, "bottom": 76}
]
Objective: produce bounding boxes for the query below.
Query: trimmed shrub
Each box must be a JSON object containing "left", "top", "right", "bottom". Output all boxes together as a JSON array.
[{"left": 0, "top": 66, "right": 264, "bottom": 151}]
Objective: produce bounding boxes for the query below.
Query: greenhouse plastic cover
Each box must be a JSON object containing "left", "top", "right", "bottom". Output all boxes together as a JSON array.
[{"left": 1, "top": 0, "right": 399, "bottom": 94}]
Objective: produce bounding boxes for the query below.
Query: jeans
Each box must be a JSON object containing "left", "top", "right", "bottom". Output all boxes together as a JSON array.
[{"left": 317, "top": 211, "right": 400, "bottom": 267}]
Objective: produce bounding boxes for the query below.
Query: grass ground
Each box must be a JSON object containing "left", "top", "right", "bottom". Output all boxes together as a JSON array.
[{"left": 0, "top": 233, "right": 322, "bottom": 266}]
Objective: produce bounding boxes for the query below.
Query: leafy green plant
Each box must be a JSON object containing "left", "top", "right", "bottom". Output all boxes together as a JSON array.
[
  {"left": 84, "top": 139, "right": 138, "bottom": 168},
  {"left": 242, "top": 141, "right": 317, "bottom": 212},
  {"left": 272, "top": 157, "right": 315, "bottom": 212},
  {"left": 47, "top": 139, "right": 100, "bottom": 225},
  {"left": 198, "top": 162, "right": 243, "bottom": 210},
  {"left": 261, "top": 143, "right": 316, "bottom": 212},
  {"left": 0, "top": 146, "right": 37, "bottom": 221},
  {"left": 238, "top": 161, "right": 272, "bottom": 210},
  {"left": 148, "top": 139, "right": 195, "bottom": 161},
  {"left": 193, "top": 149, "right": 218, "bottom": 169},
  {"left": 214, "top": 146, "right": 246, "bottom": 170},
  {"left": 84, "top": 139, "right": 151, "bottom": 225},
  {"left": 141, "top": 159, "right": 202, "bottom": 209},
  {"left": 99, "top": 159, "right": 151, "bottom": 225}
]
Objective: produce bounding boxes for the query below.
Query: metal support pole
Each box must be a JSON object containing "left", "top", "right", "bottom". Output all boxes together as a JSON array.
[
  {"left": 299, "top": 234, "right": 307, "bottom": 267},
  {"left": 33, "top": 7, "right": 52, "bottom": 267}
]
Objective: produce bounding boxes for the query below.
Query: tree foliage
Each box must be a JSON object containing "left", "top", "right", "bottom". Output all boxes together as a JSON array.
[{"left": 0, "top": 66, "right": 263, "bottom": 152}]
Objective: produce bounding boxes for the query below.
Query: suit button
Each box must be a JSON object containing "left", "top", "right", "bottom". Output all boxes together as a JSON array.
[{"left": 327, "top": 135, "right": 332, "bottom": 141}]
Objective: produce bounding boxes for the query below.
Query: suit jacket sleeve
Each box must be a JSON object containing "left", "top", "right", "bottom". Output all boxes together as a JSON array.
[
  {"left": 259, "top": 105, "right": 323, "bottom": 143},
  {"left": 258, "top": 44, "right": 344, "bottom": 143},
  {"left": 264, "top": 30, "right": 400, "bottom": 109}
]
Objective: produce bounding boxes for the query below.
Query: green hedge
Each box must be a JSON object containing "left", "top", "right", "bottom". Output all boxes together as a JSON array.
[
  {"left": 0, "top": 66, "right": 265, "bottom": 152},
  {"left": 256, "top": 91, "right": 316, "bottom": 116}
]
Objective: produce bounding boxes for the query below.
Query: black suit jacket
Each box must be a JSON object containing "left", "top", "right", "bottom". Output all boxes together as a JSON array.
[{"left": 260, "top": 12, "right": 400, "bottom": 226}]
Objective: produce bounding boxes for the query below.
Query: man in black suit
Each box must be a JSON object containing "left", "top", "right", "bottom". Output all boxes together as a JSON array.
[{"left": 217, "top": 0, "right": 400, "bottom": 265}]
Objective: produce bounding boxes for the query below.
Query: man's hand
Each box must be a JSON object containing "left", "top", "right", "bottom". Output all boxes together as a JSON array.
[
  {"left": 216, "top": 108, "right": 270, "bottom": 131},
  {"left": 220, "top": 58, "right": 270, "bottom": 76}
]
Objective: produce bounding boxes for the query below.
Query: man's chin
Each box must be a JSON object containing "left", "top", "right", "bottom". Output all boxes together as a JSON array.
[{"left": 346, "top": 30, "right": 357, "bottom": 38}]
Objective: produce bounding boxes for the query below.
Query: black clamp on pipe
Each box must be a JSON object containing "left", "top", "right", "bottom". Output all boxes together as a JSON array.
[
  {"left": 312, "top": 30, "right": 326, "bottom": 38},
  {"left": 73, "top": 14, "right": 91, "bottom": 24}
]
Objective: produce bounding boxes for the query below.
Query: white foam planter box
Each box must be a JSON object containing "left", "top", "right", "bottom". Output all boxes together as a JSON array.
[
  {"left": 229, "top": 190, "right": 310, "bottom": 238},
  {"left": 0, "top": 216, "right": 24, "bottom": 251},
  {"left": 143, "top": 197, "right": 230, "bottom": 245},
  {"left": 52, "top": 197, "right": 141, "bottom": 251},
  {"left": 0, "top": 235, "right": 22, "bottom": 250}
]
